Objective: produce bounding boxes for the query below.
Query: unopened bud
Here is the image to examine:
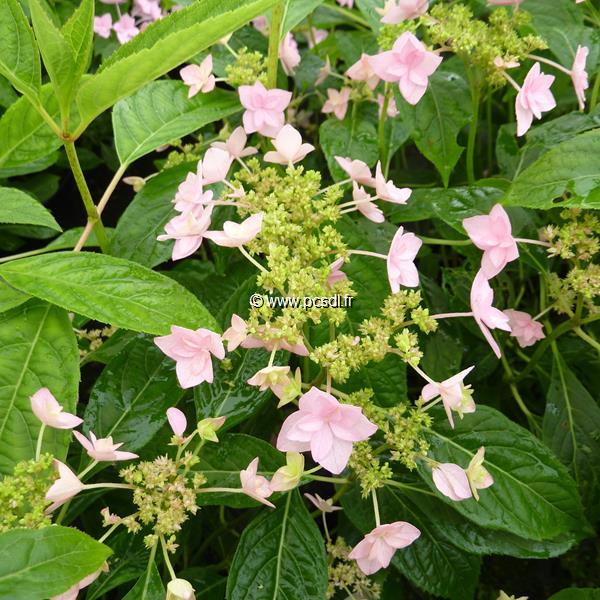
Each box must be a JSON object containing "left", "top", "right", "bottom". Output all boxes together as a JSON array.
[
  {"left": 197, "top": 416, "right": 226, "bottom": 442},
  {"left": 166, "top": 578, "right": 195, "bottom": 600}
]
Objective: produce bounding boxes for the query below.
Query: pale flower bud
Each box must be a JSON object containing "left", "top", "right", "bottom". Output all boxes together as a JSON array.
[
  {"left": 122, "top": 176, "right": 146, "bottom": 192},
  {"left": 197, "top": 416, "right": 226, "bottom": 442},
  {"left": 270, "top": 452, "right": 304, "bottom": 492},
  {"left": 166, "top": 578, "right": 195, "bottom": 600}
]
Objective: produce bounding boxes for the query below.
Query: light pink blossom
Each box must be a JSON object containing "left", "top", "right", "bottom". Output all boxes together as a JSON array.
[
  {"left": 515, "top": 63, "right": 556, "bottom": 136},
  {"left": 432, "top": 463, "right": 472, "bottom": 501},
  {"left": 378, "top": 0, "right": 428, "bottom": 24},
  {"left": 354, "top": 182, "right": 384, "bottom": 223},
  {"left": 572, "top": 45, "right": 589, "bottom": 111},
  {"left": 201, "top": 147, "right": 233, "bottom": 184},
  {"left": 463, "top": 204, "right": 519, "bottom": 278},
  {"left": 337, "top": 0, "right": 354, "bottom": 6},
  {"left": 346, "top": 54, "right": 380, "bottom": 90},
  {"left": 304, "top": 493, "right": 342, "bottom": 513},
  {"left": 308, "top": 28, "right": 329, "bottom": 49},
  {"left": 242, "top": 329, "right": 310, "bottom": 356},
  {"left": 30, "top": 388, "right": 82, "bottom": 429},
  {"left": 113, "top": 14, "right": 139, "bottom": 44},
  {"left": 239, "top": 81, "right": 292, "bottom": 137},
  {"left": 46, "top": 460, "right": 84, "bottom": 513},
  {"left": 51, "top": 564, "right": 108, "bottom": 600},
  {"left": 327, "top": 257, "right": 347, "bottom": 287},
  {"left": 375, "top": 162, "right": 411, "bottom": 204},
  {"left": 173, "top": 164, "right": 213, "bottom": 212},
  {"left": 211, "top": 127, "right": 258, "bottom": 159},
  {"left": 334, "top": 156, "right": 374, "bottom": 186},
  {"left": 316, "top": 57, "right": 332, "bottom": 86},
  {"left": 504, "top": 309, "right": 545, "bottom": 348},
  {"left": 349, "top": 522, "right": 421, "bottom": 575},
  {"left": 470, "top": 270, "right": 512, "bottom": 359},
  {"left": 93, "top": 14, "right": 112, "bottom": 38},
  {"left": 133, "top": 0, "right": 162, "bottom": 21},
  {"left": 157, "top": 205, "right": 213, "bottom": 261},
  {"left": 270, "top": 452, "right": 304, "bottom": 492},
  {"left": 377, "top": 93, "right": 399, "bottom": 117},
  {"left": 264, "top": 124, "right": 315, "bottom": 165},
  {"left": 322, "top": 87, "right": 351, "bottom": 120},
  {"left": 421, "top": 366, "right": 475, "bottom": 428},
  {"left": 204, "top": 212, "right": 263, "bottom": 248},
  {"left": 247, "top": 365, "right": 291, "bottom": 399},
  {"left": 167, "top": 407, "right": 187, "bottom": 437},
  {"left": 369, "top": 32, "right": 442, "bottom": 105},
  {"left": 73, "top": 431, "right": 138, "bottom": 462},
  {"left": 154, "top": 325, "right": 225, "bottom": 388},
  {"left": 180, "top": 56, "right": 215, "bottom": 98},
  {"left": 240, "top": 457, "right": 274, "bottom": 507},
  {"left": 223, "top": 314, "right": 248, "bottom": 351},
  {"left": 387, "top": 226, "right": 422, "bottom": 292},
  {"left": 276, "top": 387, "right": 377, "bottom": 474},
  {"left": 252, "top": 15, "right": 268, "bottom": 35},
  {"left": 279, "top": 33, "right": 301, "bottom": 76}
]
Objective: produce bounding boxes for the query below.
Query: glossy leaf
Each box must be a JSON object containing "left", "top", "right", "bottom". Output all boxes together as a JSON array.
[
  {"left": 420, "top": 405, "right": 589, "bottom": 541},
  {"left": 75, "top": 0, "right": 277, "bottom": 132},
  {"left": 226, "top": 491, "right": 328, "bottom": 599},
  {"left": 84, "top": 335, "right": 185, "bottom": 454},
  {"left": 0, "top": 526, "right": 111, "bottom": 600},
  {"left": 282, "top": 0, "right": 325, "bottom": 34},
  {"left": 0, "top": 251, "right": 218, "bottom": 335},
  {"left": 544, "top": 354, "right": 600, "bottom": 522},
  {"left": 398, "top": 70, "right": 471, "bottom": 187},
  {"left": 113, "top": 82, "right": 239, "bottom": 166},
  {"left": 0, "top": 187, "right": 61, "bottom": 231},
  {"left": 196, "top": 433, "right": 284, "bottom": 508},
  {"left": 343, "top": 485, "right": 481, "bottom": 600},
  {"left": 0, "top": 300, "right": 79, "bottom": 474},
  {"left": 121, "top": 563, "right": 164, "bottom": 600}
]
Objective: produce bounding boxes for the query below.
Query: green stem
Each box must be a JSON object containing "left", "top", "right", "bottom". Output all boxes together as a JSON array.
[
  {"left": 35, "top": 423, "right": 46, "bottom": 461},
  {"left": 160, "top": 535, "right": 177, "bottom": 581},
  {"left": 500, "top": 352, "right": 540, "bottom": 434},
  {"left": 418, "top": 236, "right": 471, "bottom": 246},
  {"left": 574, "top": 326, "right": 600, "bottom": 354},
  {"left": 590, "top": 69, "right": 600, "bottom": 112},
  {"left": 63, "top": 141, "right": 110, "bottom": 254},
  {"left": 266, "top": 2, "right": 285, "bottom": 88},
  {"left": 466, "top": 81, "right": 481, "bottom": 185},
  {"left": 378, "top": 84, "right": 391, "bottom": 171},
  {"left": 98, "top": 522, "right": 121, "bottom": 544},
  {"left": 306, "top": 474, "right": 349, "bottom": 484},
  {"left": 142, "top": 543, "right": 158, "bottom": 599}
]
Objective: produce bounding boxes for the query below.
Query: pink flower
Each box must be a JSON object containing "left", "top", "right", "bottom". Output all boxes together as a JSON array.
[
  {"left": 270, "top": 452, "right": 304, "bottom": 492},
  {"left": 30, "top": 388, "right": 82, "bottom": 429},
  {"left": 264, "top": 124, "right": 315, "bottom": 165},
  {"left": 173, "top": 164, "right": 213, "bottom": 212},
  {"left": 470, "top": 270, "right": 512, "bottom": 359},
  {"left": 204, "top": 212, "right": 263, "bottom": 248},
  {"left": 93, "top": 14, "right": 112, "bottom": 38},
  {"left": 154, "top": 325, "right": 225, "bottom": 388},
  {"left": 279, "top": 33, "right": 301, "bottom": 76},
  {"left": 322, "top": 87, "right": 351, "bottom": 120},
  {"left": 202, "top": 147, "right": 233, "bottom": 184},
  {"left": 242, "top": 330, "right": 310, "bottom": 356},
  {"left": 354, "top": 182, "right": 384, "bottom": 223},
  {"left": 51, "top": 564, "right": 108, "bottom": 600},
  {"left": 377, "top": 93, "right": 399, "bottom": 118},
  {"left": 211, "top": 127, "right": 258, "bottom": 160},
  {"left": 239, "top": 81, "right": 292, "bottom": 137},
  {"left": 223, "top": 314, "right": 248, "bottom": 351},
  {"left": 304, "top": 493, "right": 342, "bottom": 513},
  {"left": 337, "top": 0, "right": 354, "bottom": 6},
  {"left": 334, "top": 156, "right": 374, "bottom": 186},
  {"left": 572, "top": 45, "right": 589, "bottom": 111},
  {"left": 46, "top": 460, "right": 84, "bottom": 513},
  {"left": 466, "top": 447, "right": 494, "bottom": 500},
  {"left": 316, "top": 57, "right": 331, "bottom": 86},
  {"left": 247, "top": 365, "right": 291, "bottom": 398},
  {"left": 515, "top": 63, "right": 556, "bottom": 136},
  {"left": 276, "top": 387, "right": 377, "bottom": 474},
  {"left": 240, "top": 457, "right": 274, "bottom": 507},
  {"left": 463, "top": 204, "right": 519, "bottom": 278},
  {"left": 133, "top": 0, "right": 162, "bottom": 21},
  {"left": 157, "top": 205, "right": 213, "bottom": 261},
  {"left": 378, "top": 0, "right": 428, "bottom": 24},
  {"left": 73, "top": 431, "right": 138, "bottom": 462},
  {"left": 252, "top": 15, "right": 268, "bottom": 34},
  {"left": 308, "top": 28, "right": 328, "bottom": 49},
  {"left": 167, "top": 407, "right": 187, "bottom": 437},
  {"left": 432, "top": 463, "right": 473, "bottom": 501},
  {"left": 504, "top": 310, "right": 545, "bottom": 348},
  {"left": 113, "top": 14, "right": 139, "bottom": 44},
  {"left": 421, "top": 366, "right": 475, "bottom": 428},
  {"left": 375, "top": 162, "right": 411, "bottom": 204},
  {"left": 180, "top": 56, "right": 215, "bottom": 98},
  {"left": 327, "top": 257, "right": 347, "bottom": 287},
  {"left": 349, "top": 522, "right": 421, "bottom": 575},
  {"left": 387, "top": 226, "right": 422, "bottom": 292},
  {"left": 369, "top": 32, "right": 442, "bottom": 105},
  {"left": 346, "top": 54, "right": 380, "bottom": 90}
]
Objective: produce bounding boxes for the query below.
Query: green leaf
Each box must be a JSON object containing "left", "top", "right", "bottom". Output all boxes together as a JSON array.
[
  {"left": 342, "top": 485, "right": 481, "bottom": 600},
  {"left": 355, "top": 0, "right": 383, "bottom": 32},
  {"left": 282, "top": 0, "right": 325, "bottom": 34},
  {"left": 226, "top": 491, "right": 328, "bottom": 599},
  {"left": 420, "top": 405, "right": 589, "bottom": 541},
  {"left": 84, "top": 335, "right": 185, "bottom": 454},
  {"left": 0, "top": 251, "right": 218, "bottom": 335},
  {"left": 122, "top": 563, "right": 165, "bottom": 600},
  {"left": 0, "top": 281, "right": 29, "bottom": 313},
  {"left": 319, "top": 116, "right": 378, "bottom": 181},
  {"left": 113, "top": 82, "right": 239, "bottom": 166},
  {"left": 397, "top": 70, "right": 471, "bottom": 187},
  {"left": 0, "top": 85, "right": 62, "bottom": 177},
  {"left": 195, "top": 348, "right": 280, "bottom": 431},
  {"left": 195, "top": 433, "right": 284, "bottom": 508},
  {"left": 544, "top": 353, "right": 600, "bottom": 522},
  {"left": 0, "top": 187, "right": 61, "bottom": 231},
  {"left": 0, "top": 526, "right": 111, "bottom": 600},
  {"left": 0, "top": 300, "right": 79, "bottom": 474},
  {"left": 504, "top": 129, "right": 600, "bottom": 209},
  {"left": 179, "top": 567, "right": 226, "bottom": 599},
  {"left": 75, "top": 0, "right": 277, "bottom": 133},
  {"left": 0, "top": 0, "right": 41, "bottom": 100}
]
